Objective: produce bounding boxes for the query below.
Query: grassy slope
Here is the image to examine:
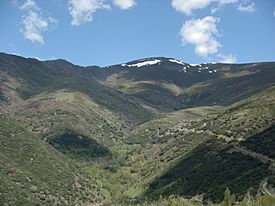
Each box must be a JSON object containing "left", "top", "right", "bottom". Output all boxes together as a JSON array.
[
  {"left": 144, "top": 86, "right": 275, "bottom": 202},
  {"left": 199, "top": 85, "right": 275, "bottom": 142},
  {"left": 6, "top": 89, "right": 127, "bottom": 146},
  {"left": 177, "top": 63, "right": 275, "bottom": 108},
  {"left": 147, "top": 139, "right": 273, "bottom": 202},
  {"left": 0, "top": 109, "right": 103, "bottom": 205}
]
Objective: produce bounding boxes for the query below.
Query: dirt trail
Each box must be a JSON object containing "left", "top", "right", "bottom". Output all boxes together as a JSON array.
[
  {"left": 183, "top": 126, "right": 275, "bottom": 172},
  {"left": 228, "top": 145, "right": 275, "bottom": 172}
]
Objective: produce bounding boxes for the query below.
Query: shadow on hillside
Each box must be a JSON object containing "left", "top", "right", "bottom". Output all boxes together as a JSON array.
[
  {"left": 241, "top": 124, "right": 275, "bottom": 160},
  {"left": 145, "top": 138, "right": 273, "bottom": 202},
  {"left": 47, "top": 131, "right": 111, "bottom": 159},
  {"left": 0, "top": 90, "right": 7, "bottom": 102},
  {"left": 177, "top": 67, "right": 275, "bottom": 108}
]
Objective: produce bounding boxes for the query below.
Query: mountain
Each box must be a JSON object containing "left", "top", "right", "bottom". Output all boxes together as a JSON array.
[
  {"left": 0, "top": 109, "right": 103, "bottom": 205},
  {"left": 0, "top": 52, "right": 274, "bottom": 205},
  {"left": 0, "top": 53, "right": 154, "bottom": 126},
  {"left": 86, "top": 57, "right": 275, "bottom": 112}
]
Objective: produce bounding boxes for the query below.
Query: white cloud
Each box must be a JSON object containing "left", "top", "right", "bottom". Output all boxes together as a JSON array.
[
  {"left": 211, "top": 0, "right": 238, "bottom": 13},
  {"left": 20, "top": 0, "right": 36, "bottom": 9},
  {"left": 171, "top": 0, "right": 213, "bottom": 15},
  {"left": 68, "top": 0, "right": 111, "bottom": 26},
  {"left": 171, "top": 0, "right": 238, "bottom": 15},
  {"left": 211, "top": 7, "right": 219, "bottom": 14},
  {"left": 180, "top": 16, "right": 221, "bottom": 57},
  {"left": 20, "top": 0, "right": 57, "bottom": 44},
  {"left": 113, "top": 0, "right": 136, "bottom": 10},
  {"left": 237, "top": 2, "right": 255, "bottom": 12},
  {"left": 218, "top": 53, "right": 237, "bottom": 63},
  {"left": 21, "top": 11, "right": 49, "bottom": 44},
  {"left": 273, "top": 10, "right": 275, "bottom": 16},
  {"left": 219, "top": 0, "right": 238, "bottom": 4}
]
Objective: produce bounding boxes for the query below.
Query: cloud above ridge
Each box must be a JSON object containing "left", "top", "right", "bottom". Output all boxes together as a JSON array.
[
  {"left": 113, "top": 0, "right": 136, "bottom": 10},
  {"left": 180, "top": 16, "right": 221, "bottom": 57},
  {"left": 68, "top": 0, "right": 111, "bottom": 26},
  {"left": 20, "top": 0, "right": 57, "bottom": 44}
]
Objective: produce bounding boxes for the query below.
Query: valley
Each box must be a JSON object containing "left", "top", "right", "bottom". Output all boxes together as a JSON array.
[{"left": 0, "top": 53, "right": 274, "bottom": 205}]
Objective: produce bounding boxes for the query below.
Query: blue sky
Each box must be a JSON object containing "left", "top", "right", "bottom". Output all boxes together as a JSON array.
[{"left": 1, "top": 0, "right": 275, "bottom": 66}]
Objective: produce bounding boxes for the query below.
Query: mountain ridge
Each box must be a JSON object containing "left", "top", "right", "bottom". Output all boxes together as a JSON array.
[
  {"left": 0, "top": 52, "right": 275, "bottom": 205},
  {"left": 2, "top": 52, "right": 275, "bottom": 68}
]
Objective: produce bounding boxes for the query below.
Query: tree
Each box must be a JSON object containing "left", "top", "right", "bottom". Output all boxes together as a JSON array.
[{"left": 223, "top": 187, "right": 235, "bottom": 206}]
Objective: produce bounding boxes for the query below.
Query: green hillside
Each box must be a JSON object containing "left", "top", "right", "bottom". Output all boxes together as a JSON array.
[
  {"left": 0, "top": 53, "right": 274, "bottom": 205},
  {"left": 142, "top": 86, "right": 275, "bottom": 202},
  {"left": 0, "top": 109, "right": 103, "bottom": 205},
  {"left": 6, "top": 89, "right": 127, "bottom": 147},
  {"left": 0, "top": 53, "right": 154, "bottom": 126}
]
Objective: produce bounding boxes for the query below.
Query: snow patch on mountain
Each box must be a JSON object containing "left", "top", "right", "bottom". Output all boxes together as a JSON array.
[
  {"left": 125, "top": 60, "right": 162, "bottom": 68},
  {"left": 179, "top": 66, "right": 188, "bottom": 73},
  {"left": 119, "top": 58, "right": 219, "bottom": 74},
  {"left": 169, "top": 59, "right": 185, "bottom": 65},
  {"left": 189, "top": 64, "right": 204, "bottom": 68}
]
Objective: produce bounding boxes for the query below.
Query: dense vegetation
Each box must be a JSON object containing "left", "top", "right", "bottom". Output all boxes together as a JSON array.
[
  {"left": 0, "top": 109, "right": 103, "bottom": 205},
  {"left": 0, "top": 53, "right": 274, "bottom": 205}
]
